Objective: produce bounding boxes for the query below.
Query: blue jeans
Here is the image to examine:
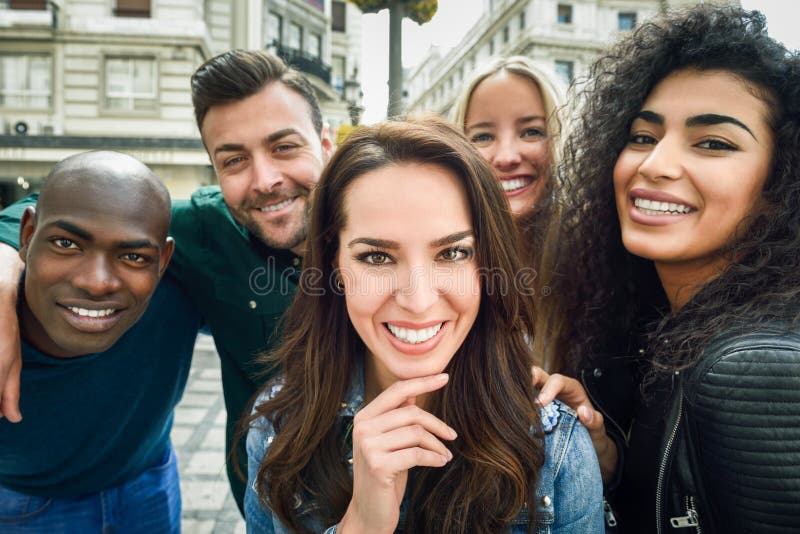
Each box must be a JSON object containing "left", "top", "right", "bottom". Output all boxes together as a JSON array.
[{"left": 0, "top": 444, "right": 180, "bottom": 534}]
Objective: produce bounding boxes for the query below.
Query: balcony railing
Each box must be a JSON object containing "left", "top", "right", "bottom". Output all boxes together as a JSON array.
[{"left": 272, "top": 42, "right": 331, "bottom": 85}]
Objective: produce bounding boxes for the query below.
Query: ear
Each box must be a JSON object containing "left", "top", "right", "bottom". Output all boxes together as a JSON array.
[
  {"left": 158, "top": 237, "right": 175, "bottom": 276},
  {"left": 18, "top": 207, "right": 37, "bottom": 263},
  {"left": 320, "top": 122, "right": 334, "bottom": 163}
]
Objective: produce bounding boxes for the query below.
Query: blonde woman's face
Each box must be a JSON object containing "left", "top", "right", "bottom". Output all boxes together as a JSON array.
[{"left": 464, "top": 71, "right": 549, "bottom": 219}]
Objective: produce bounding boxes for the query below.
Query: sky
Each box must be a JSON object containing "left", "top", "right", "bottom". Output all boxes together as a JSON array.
[{"left": 358, "top": 0, "right": 800, "bottom": 124}]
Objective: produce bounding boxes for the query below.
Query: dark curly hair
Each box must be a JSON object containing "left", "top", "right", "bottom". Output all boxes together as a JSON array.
[{"left": 545, "top": 5, "right": 800, "bottom": 379}]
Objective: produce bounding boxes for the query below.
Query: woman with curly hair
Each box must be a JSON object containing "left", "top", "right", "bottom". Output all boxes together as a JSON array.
[
  {"left": 243, "top": 116, "right": 603, "bottom": 533},
  {"left": 534, "top": 5, "right": 800, "bottom": 533},
  {"left": 453, "top": 57, "right": 567, "bottom": 370}
]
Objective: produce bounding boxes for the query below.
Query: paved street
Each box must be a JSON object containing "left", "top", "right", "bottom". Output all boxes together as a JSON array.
[{"left": 172, "top": 333, "right": 246, "bottom": 534}]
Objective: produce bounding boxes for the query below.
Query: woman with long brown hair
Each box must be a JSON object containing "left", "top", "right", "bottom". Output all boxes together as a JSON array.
[{"left": 243, "top": 116, "right": 602, "bottom": 533}]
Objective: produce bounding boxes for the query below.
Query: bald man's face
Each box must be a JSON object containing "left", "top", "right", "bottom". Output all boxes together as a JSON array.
[{"left": 19, "top": 180, "right": 173, "bottom": 358}]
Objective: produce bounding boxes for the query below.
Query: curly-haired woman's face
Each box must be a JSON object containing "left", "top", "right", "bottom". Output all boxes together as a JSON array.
[
  {"left": 613, "top": 69, "right": 772, "bottom": 294},
  {"left": 464, "top": 71, "right": 549, "bottom": 219},
  {"left": 336, "top": 163, "right": 481, "bottom": 397}
]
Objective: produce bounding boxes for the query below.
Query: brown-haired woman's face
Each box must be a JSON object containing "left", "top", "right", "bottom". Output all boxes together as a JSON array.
[
  {"left": 614, "top": 68, "right": 772, "bottom": 282},
  {"left": 336, "top": 163, "right": 481, "bottom": 394},
  {"left": 464, "top": 71, "right": 549, "bottom": 219}
]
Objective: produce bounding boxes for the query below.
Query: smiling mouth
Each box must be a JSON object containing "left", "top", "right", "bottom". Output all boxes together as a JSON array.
[
  {"left": 385, "top": 322, "right": 443, "bottom": 344},
  {"left": 67, "top": 306, "right": 118, "bottom": 318},
  {"left": 633, "top": 197, "right": 694, "bottom": 215},
  {"left": 258, "top": 197, "right": 296, "bottom": 213},
  {"left": 500, "top": 177, "right": 534, "bottom": 193}
]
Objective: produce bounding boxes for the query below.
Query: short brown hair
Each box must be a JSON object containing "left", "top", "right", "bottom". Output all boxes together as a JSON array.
[{"left": 191, "top": 49, "right": 323, "bottom": 136}]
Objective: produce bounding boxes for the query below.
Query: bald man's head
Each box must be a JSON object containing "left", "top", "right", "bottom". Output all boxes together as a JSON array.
[{"left": 18, "top": 150, "right": 175, "bottom": 358}]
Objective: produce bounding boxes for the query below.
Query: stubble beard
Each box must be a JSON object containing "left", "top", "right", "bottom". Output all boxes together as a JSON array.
[{"left": 245, "top": 201, "right": 310, "bottom": 252}]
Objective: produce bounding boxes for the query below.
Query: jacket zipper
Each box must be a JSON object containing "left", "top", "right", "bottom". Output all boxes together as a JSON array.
[
  {"left": 603, "top": 499, "right": 618, "bottom": 528},
  {"left": 669, "top": 496, "right": 701, "bottom": 532},
  {"left": 656, "top": 375, "right": 682, "bottom": 534}
]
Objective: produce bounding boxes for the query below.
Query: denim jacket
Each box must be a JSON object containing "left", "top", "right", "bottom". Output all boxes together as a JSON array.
[{"left": 245, "top": 372, "right": 603, "bottom": 534}]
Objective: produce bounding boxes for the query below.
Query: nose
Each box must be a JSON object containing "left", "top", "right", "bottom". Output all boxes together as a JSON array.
[
  {"left": 72, "top": 254, "right": 122, "bottom": 297},
  {"left": 394, "top": 264, "right": 439, "bottom": 315},
  {"left": 490, "top": 134, "right": 522, "bottom": 171},
  {"left": 250, "top": 154, "right": 284, "bottom": 194},
  {"left": 637, "top": 136, "right": 684, "bottom": 182}
]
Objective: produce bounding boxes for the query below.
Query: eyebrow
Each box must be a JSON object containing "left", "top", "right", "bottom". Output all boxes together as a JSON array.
[
  {"left": 347, "top": 231, "right": 474, "bottom": 249},
  {"left": 45, "top": 220, "right": 157, "bottom": 249},
  {"left": 465, "top": 116, "right": 545, "bottom": 132},
  {"left": 213, "top": 128, "right": 307, "bottom": 157},
  {"left": 634, "top": 110, "right": 756, "bottom": 140}
]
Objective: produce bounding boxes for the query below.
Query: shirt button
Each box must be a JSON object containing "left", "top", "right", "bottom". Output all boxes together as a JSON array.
[
  {"left": 348, "top": 457, "right": 354, "bottom": 464},
  {"left": 267, "top": 436, "right": 273, "bottom": 444},
  {"left": 541, "top": 495, "right": 551, "bottom": 506},
  {"left": 340, "top": 402, "right": 348, "bottom": 409},
  {"left": 292, "top": 257, "right": 300, "bottom": 267},
  {"left": 593, "top": 368, "right": 603, "bottom": 378},
  {"left": 249, "top": 300, "right": 257, "bottom": 309}
]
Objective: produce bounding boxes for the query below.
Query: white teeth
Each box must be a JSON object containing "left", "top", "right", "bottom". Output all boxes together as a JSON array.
[
  {"left": 633, "top": 197, "right": 692, "bottom": 214},
  {"left": 500, "top": 178, "right": 532, "bottom": 192},
  {"left": 68, "top": 307, "right": 116, "bottom": 318},
  {"left": 386, "top": 323, "right": 443, "bottom": 344},
  {"left": 259, "top": 198, "right": 294, "bottom": 212}
]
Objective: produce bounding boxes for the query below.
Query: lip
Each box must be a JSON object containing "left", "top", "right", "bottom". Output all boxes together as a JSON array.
[
  {"left": 629, "top": 188, "right": 696, "bottom": 208},
  {"left": 498, "top": 174, "right": 536, "bottom": 198},
  {"left": 382, "top": 321, "right": 448, "bottom": 355},
  {"left": 253, "top": 196, "right": 298, "bottom": 216},
  {"left": 57, "top": 303, "right": 126, "bottom": 333}
]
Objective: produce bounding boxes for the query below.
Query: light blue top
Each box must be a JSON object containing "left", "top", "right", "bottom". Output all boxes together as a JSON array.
[{"left": 245, "top": 370, "right": 604, "bottom": 533}]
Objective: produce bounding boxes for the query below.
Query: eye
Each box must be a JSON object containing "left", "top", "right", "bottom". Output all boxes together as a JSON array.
[
  {"left": 628, "top": 134, "right": 657, "bottom": 145},
  {"left": 356, "top": 251, "right": 394, "bottom": 265},
  {"left": 521, "top": 127, "right": 546, "bottom": 139},
  {"left": 50, "top": 238, "right": 79, "bottom": 250},
  {"left": 469, "top": 132, "right": 493, "bottom": 144},
  {"left": 274, "top": 144, "right": 298, "bottom": 153},
  {"left": 695, "top": 139, "right": 736, "bottom": 151},
  {"left": 437, "top": 247, "right": 474, "bottom": 262},
  {"left": 222, "top": 156, "right": 246, "bottom": 168},
  {"left": 120, "top": 253, "right": 151, "bottom": 265}
]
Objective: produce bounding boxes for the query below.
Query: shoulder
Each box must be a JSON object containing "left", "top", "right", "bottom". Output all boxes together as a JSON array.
[
  {"left": 539, "top": 400, "right": 593, "bottom": 474},
  {"left": 247, "top": 378, "right": 286, "bottom": 456},
  {"left": 171, "top": 186, "right": 235, "bottom": 228}
]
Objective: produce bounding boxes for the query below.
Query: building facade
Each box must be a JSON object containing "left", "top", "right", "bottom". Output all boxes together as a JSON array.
[
  {"left": 0, "top": 0, "right": 362, "bottom": 205},
  {"left": 406, "top": 0, "right": 734, "bottom": 118}
]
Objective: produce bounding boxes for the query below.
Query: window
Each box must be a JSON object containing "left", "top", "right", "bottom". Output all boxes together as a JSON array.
[
  {"left": 618, "top": 12, "right": 637, "bottom": 30},
  {"left": 308, "top": 33, "right": 321, "bottom": 59},
  {"left": 115, "top": 0, "right": 150, "bottom": 17},
  {"left": 557, "top": 4, "right": 572, "bottom": 24},
  {"left": 332, "top": 55, "right": 346, "bottom": 94},
  {"left": 268, "top": 12, "right": 283, "bottom": 45},
  {"left": 105, "top": 57, "right": 157, "bottom": 111},
  {"left": 0, "top": 54, "right": 51, "bottom": 109},
  {"left": 554, "top": 60, "right": 574, "bottom": 84},
  {"left": 519, "top": 10, "right": 526, "bottom": 30},
  {"left": 332, "top": 1, "right": 346, "bottom": 32},
  {"left": 9, "top": 0, "right": 46, "bottom": 9},
  {"left": 503, "top": 25, "right": 509, "bottom": 44},
  {"left": 288, "top": 22, "right": 302, "bottom": 50}
]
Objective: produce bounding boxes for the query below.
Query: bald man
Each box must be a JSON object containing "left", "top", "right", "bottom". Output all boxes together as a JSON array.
[{"left": 0, "top": 151, "right": 200, "bottom": 533}]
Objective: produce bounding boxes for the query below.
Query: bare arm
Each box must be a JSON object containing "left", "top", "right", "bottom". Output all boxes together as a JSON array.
[{"left": 0, "top": 242, "right": 23, "bottom": 422}]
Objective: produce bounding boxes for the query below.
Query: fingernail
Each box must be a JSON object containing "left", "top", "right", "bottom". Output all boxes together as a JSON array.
[
  {"left": 448, "top": 427, "right": 458, "bottom": 439},
  {"left": 434, "top": 373, "right": 448, "bottom": 382},
  {"left": 579, "top": 406, "right": 593, "bottom": 423},
  {"left": 535, "top": 395, "right": 544, "bottom": 406},
  {"left": 440, "top": 454, "right": 449, "bottom": 464}
]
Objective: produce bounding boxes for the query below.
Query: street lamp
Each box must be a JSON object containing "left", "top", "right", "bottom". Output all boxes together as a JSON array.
[{"left": 344, "top": 78, "right": 364, "bottom": 126}]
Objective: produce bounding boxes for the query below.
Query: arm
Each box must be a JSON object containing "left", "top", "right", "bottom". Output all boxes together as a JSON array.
[
  {"left": 550, "top": 411, "right": 605, "bottom": 534},
  {"left": 0, "top": 194, "right": 37, "bottom": 422},
  {"left": 687, "top": 340, "right": 800, "bottom": 532},
  {"left": 533, "top": 367, "right": 618, "bottom": 482},
  {"left": 244, "top": 414, "right": 277, "bottom": 534}
]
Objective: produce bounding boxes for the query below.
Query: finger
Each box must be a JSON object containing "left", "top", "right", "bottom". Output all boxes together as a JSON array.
[
  {"left": 356, "top": 374, "right": 448, "bottom": 420},
  {"left": 385, "top": 447, "right": 450, "bottom": 472},
  {"left": 531, "top": 366, "right": 550, "bottom": 389},
  {"left": 365, "top": 404, "right": 457, "bottom": 441},
  {"left": 0, "top": 357, "right": 21, "bottom": 422},
  {"left": 363, "top": 424, "right": 453, "bottom": 461},
  {"left": 536, "top": 374, "right": 592, "bottom": 409},
  {"left": 535, "top": 373, "right": 570, "bottom": 406}
]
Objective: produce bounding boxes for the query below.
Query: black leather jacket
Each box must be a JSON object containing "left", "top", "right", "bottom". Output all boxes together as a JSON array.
[{"left": 583, "top": 324, "right": 800, "bottom": 533}]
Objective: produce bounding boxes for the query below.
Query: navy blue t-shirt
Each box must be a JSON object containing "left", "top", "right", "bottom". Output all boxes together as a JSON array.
[{"left": 0, "top": 275, "right": 200, "bottom": 497}]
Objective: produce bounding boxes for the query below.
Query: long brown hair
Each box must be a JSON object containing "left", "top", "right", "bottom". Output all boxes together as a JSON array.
[{"left": 248, "top": 115, "right": 544, "bottom": 533}]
